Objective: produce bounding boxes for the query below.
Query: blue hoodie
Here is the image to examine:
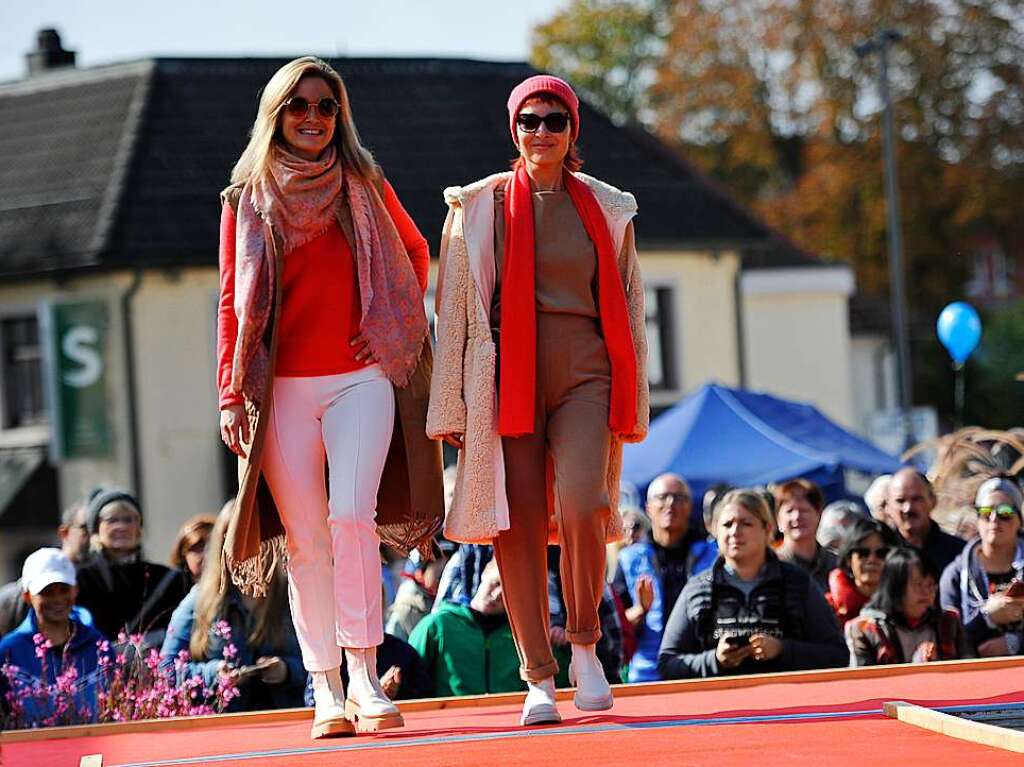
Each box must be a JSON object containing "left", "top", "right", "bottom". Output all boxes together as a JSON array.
[
  {"left": 939, "top": 537, "right": 1024, "bottom": 656},
  {"left": 0, "top": 606, "right": 109, "bottom": 726}
]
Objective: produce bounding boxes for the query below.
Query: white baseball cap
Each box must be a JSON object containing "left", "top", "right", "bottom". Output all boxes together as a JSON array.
[{"left": 21, "top": 548, "right": 76, "bottom": 596}]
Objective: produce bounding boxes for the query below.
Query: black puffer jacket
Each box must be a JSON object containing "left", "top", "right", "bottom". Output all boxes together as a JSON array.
[{"left": 658, "top": 552, "right": 849, "bottom": 679}]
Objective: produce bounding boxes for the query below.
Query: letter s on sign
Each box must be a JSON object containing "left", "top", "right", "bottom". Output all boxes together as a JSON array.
[{"left": 62, "top": 326, "right": 103, "bottom": 388}]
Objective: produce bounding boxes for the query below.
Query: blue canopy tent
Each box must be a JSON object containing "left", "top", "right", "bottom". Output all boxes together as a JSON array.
[{"left": 622, "top": 383, "right": 903, "bottom": 506}]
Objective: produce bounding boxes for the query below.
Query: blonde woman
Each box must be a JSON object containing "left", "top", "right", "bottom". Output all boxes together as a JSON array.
[
  {"left": 657, "top": 490, "right": 848, "bottom": 679},
  {"left": 216, "top": 57, "right": 442, "bottom": 738},
  {"left": 159, "top": 510, "right": 305, "bottom": 712},
  {"left": 428, "top": 75, "right": 649, "bottom": 725}
]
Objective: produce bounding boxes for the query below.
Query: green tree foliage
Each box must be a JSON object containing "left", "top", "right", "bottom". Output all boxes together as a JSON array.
[
  {"left": 965, "top": 303, "right": 1024, "bottom": 429},
  {"left": 531, "top": 0, "right": 662, "bottom": 124}
]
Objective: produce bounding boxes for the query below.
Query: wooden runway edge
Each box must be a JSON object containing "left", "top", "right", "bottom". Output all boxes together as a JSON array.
[
  {"left": 884, "top": 700, "right": 1024, "bottom": 754},
  {"left": 3, "top": 655, "right": 1022, "bottom": 744}
]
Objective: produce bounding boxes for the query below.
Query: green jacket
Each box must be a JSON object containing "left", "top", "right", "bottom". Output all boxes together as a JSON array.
[{"left": 409, "top": 602, "right": 570, "bottom": 696}]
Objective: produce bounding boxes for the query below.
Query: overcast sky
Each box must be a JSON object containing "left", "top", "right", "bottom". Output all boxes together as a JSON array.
[{"left": 2, "top": 0, "right": 568, "bottom": 81}]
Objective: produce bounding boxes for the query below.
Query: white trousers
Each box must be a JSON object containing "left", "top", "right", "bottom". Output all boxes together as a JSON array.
[{"left": 262, "top": 365, "right": 394, "bottom": 671}]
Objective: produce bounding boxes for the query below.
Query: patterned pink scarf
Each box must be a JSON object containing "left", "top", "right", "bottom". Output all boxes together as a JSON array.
[{"left": 230, "top": 145, "right": 427, "bottom": 405}]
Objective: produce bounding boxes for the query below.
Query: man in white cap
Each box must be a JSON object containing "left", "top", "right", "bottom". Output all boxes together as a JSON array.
[
  {"left": 0, "top": 501, "right": 93, "bottom": 636},
  {"left": 0, "top": 548, "right": 108, "bottom": 725}
]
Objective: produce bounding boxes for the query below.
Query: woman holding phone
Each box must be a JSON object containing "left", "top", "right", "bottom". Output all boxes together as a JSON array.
[
  {"left": 217, "top": 56, "right": 442, "bottom": 738},
  {"left": 658, "top": 490, "right": 848, "bottom": 678},
  {"left": 940, "top": 477, "right": 1024, "bottom": 657},
  {"left": 160, "top": 509, "right": 305, "bottom": 712}
]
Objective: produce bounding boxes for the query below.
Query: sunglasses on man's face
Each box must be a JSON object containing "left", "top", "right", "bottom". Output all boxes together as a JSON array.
[
  {"left": 976, "top": 504, "right": 1020, "bottom": 521},
  {"left": 283, "top": 96, "right": 339, "bottom": 119},
  {"left": 516, "top": 112, "right": 570, "bottom": 134},
  {"left": 851, "top": 546, "right": 890, "bottom": 560}
]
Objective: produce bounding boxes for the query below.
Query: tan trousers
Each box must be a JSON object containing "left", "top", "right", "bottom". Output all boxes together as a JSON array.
[{"left": 494, "top": 313, "right": 612, "bottom": 682}]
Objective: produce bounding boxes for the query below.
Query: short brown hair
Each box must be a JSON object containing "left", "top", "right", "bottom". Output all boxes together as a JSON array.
[
  {"left": 511, "top": 94, "right": 583, "bottom": 172},
  {"left": 773, "top": 478, "right": 825, "bottom": 514}
]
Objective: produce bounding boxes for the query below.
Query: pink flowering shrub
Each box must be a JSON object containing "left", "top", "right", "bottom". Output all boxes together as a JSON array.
[{"left": 2, "top": 623, "right": 240, "bottom": 730}]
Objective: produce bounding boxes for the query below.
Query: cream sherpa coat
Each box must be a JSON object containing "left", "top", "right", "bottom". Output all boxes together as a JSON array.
[{"left": 427, "top": 171, "right": 650, "bottom": 544}]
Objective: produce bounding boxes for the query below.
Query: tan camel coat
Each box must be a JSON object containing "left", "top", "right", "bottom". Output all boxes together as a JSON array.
[{"left": 427, "top": 171, "right": 650, "bottom": 544}]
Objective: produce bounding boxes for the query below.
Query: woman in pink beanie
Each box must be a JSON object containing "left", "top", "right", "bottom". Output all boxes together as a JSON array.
[{"left": 428, "top": 74, "right": 650, "bottom": 726}]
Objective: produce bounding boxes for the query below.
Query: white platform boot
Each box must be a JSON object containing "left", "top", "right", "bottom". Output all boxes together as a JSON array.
[
  {"left": 344, "top": 646, "right": 404, "bottom": 732},
  {"left": 569, "top": 643, "right": 614, "bottom": 711},
  {"left": 310, "top": 667, "right": 354, "bottom": 739},
  {"left": 520, "top": 676, "right": 561, "bottom": 726}
]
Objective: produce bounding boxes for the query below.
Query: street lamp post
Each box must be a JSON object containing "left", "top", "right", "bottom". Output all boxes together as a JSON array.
[{"left": 855, "top": 29, "right": 915, "bottom": 448}]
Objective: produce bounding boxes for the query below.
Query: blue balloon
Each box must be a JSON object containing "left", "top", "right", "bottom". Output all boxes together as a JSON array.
[{"left": 937, "top": 302, "right": 982, "bottom": 364}]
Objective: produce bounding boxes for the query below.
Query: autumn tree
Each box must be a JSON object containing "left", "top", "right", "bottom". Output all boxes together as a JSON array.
[
  {"left": 532, "top": 0, "right": 1024, "bottom": 421},
  {"left": 531, "top": 0, "right": 1024, "bottom": 314}
]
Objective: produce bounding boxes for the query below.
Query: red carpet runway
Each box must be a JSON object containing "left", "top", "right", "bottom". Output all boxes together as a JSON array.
[{"left": 4, "top": 658, "right": 1023, "bottom": 767}]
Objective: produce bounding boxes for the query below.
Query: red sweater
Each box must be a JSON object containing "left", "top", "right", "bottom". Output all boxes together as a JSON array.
[{"left": 217, "top": 179, "right": 429, "bottom": 408}]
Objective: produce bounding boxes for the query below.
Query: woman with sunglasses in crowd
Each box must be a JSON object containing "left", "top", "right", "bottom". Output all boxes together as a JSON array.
[
  {"left": 217, "top": 57, "right": 442, "bottom": 739},
  {"left": 428, "top": 75, "right": 649, "bottom": 725},
  {"left": 848, "top": 547, "right": 969, "bottom": 665},
  {"left": 940, "top": 477, "right": 1024, "bottom": 657},
  {"left": 169, "top": 513, "right": 217, "bottom": 588},
  {"left": 826, "top": 518, "right": 899, "bottom": 627}
]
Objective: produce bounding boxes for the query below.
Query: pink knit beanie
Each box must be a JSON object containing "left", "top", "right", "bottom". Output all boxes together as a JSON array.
[{"left": 507, "top": 75, "right": 581, "bottom": 143}]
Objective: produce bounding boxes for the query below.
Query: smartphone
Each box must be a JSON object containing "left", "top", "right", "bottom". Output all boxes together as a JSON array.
[
  {"left": 234, "top": 664, "right": 264, "bottom": 680},
  {"left": 1004, "top": 580, "right": 1024, "bottom": 598},
  {"left": 724, "top": 634, "right": 750, "bottom": 648}
]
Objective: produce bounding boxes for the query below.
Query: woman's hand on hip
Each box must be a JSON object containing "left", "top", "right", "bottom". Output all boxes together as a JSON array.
[
  {"left": 350, "top": 332, "right": 378, "bottom": 363},
  {"left": 220, "top": 404, "right": 250, "bottom": 459},
  {"left": 442, "top": 433, "right": 464, "bottom": 449}
]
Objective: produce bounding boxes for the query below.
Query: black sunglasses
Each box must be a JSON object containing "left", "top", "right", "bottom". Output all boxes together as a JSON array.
[
  {"left": 852, "top": 546, "right": 890, "bottom": 560},
  {"left": 516, "top": 112, "right": 570, "bottom": 134},
  {"left": 283, "top": 96, "right": 340, "bottom": 119}
]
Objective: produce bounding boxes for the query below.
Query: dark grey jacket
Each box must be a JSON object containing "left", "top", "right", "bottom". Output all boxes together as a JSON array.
[{"left": 657, "top": 553, "right": 849, "bottom": 679}]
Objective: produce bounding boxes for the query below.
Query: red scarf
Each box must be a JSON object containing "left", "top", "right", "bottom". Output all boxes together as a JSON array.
[{"left": 498, "top": 164, "right": 637, "bottom": 437}]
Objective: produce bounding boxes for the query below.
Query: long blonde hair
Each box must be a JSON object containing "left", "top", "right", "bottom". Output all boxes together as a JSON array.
[
  {"left": 230, "top": 56, "right": 377, "bottom": 186},
  {"left": 190, "top": 504, "right": 288, "bottom": 659}
]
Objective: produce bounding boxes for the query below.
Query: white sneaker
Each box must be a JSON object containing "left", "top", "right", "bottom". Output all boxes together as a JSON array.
[
  {"left": 569, "top": 644, "right": 613, "bottom": 711},
  {"left": 520, "top": 676, "right": 561, "bottom": 726},
  {"left": 344, "top": 646, "right": 404, "bottom": 732},
  {"left": 310, "top": 668, "right": 354, "bottom": 739}
]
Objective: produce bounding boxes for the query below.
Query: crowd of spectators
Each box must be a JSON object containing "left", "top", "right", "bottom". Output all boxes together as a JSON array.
[{"left": 2, "top": 462, "right": 1023, "bottom": 728}]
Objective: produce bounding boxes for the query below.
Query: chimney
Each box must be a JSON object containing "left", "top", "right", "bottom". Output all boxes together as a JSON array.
[{"left": 26, "top": 29, "right": 76, "bottom": 75}]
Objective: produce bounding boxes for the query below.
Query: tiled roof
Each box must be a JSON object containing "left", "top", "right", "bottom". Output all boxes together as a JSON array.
[
  {"left": 0, "top": 56, "right": 823, "bottom": 278},
  {"left": 0, "top": 62, "right": 150, "bottom": 276}
]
